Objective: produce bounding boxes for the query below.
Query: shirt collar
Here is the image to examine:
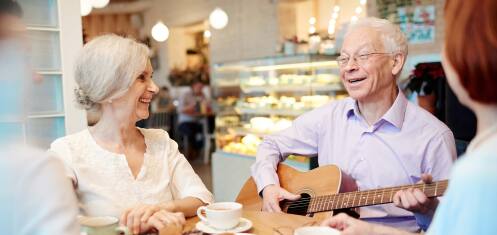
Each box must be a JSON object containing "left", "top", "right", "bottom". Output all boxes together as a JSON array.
[
  {"left": 381, "top": 91, "right": 408, "bottom": 129},
  {"left": 345, "top": 98, "right": 359, "bottom": 119},
  {"left": 345, "top": 90, "right": 407, "bottom": 129}
]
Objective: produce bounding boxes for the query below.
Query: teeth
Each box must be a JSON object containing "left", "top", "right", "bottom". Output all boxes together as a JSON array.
[{"left": 349, "top": 78, "right": 365, "bottom": 83}]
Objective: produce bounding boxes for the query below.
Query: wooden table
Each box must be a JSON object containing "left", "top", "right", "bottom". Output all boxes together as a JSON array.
[{"left": 159, "top": 210, "right": 320, "bottom": 235}]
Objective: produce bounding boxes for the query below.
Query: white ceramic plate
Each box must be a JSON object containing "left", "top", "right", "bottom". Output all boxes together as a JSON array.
[{"left": 195, "top": 217, "right": 253, "bottom": 234}]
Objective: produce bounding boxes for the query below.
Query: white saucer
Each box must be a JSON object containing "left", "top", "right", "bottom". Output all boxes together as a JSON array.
[{"left": 195, "top": 218, "right": 252, "bottom": 234}]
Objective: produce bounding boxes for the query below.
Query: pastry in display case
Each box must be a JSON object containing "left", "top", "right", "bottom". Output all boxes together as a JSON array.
[{"left": 212, "top": 54, "right": 347, "bottom": 165}]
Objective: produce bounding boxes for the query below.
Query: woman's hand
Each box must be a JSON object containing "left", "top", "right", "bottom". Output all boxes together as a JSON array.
[
  {"left": 145, "top": 210, "right": 185, "bottom": 232},
  {"left": 120, "top": 204, "right": 162, "bottom": 234}
]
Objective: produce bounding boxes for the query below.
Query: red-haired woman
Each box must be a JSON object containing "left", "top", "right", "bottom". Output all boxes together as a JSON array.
[{"left": 320, "top": 0, "right": 497, "bottom": 234}]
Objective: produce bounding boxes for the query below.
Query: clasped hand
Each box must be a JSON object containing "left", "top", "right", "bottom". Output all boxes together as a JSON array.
[{"left": 120, "top": 204, "right": 185, "bottom": 235}]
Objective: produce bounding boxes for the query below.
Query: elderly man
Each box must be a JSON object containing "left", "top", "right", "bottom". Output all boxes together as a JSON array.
[{"left": 251, "top": 17, "right": 456, "bottom": 232}]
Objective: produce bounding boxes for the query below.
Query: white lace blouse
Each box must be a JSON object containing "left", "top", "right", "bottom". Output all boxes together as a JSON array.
[{"left": 49, "top": 128, "right": 213, "bottom": 218}]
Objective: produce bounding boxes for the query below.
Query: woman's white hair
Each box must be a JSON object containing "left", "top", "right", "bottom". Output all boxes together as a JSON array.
[
  {"left": 346, "top": 17, "right": 408, "bottom": 56},
  {"left": 74, "top": 34, "right": 150, "bottom": 110}
]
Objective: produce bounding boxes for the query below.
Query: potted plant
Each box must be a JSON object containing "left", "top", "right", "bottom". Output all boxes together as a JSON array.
[{"left": 406, "top": 62, "right": 445, "bottom": 114}]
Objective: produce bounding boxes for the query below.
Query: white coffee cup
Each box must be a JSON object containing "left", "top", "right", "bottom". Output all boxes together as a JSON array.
[
  {"left": 196, "top": 202, "right": 242, "bottom": 230},
  {"left": 79, "top": 216, "right": 130, "bottom": 235},
  {"left": 294, "top": 226, "right": 341, "bottom": 235}
]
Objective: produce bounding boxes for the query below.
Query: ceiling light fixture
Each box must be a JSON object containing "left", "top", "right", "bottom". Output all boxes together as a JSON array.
[
  {"left": 92, "top": 0, "right": 110, "bottom": 8},
  {"left": 209, "top": 8, "right": 229, "bottom": 30},
  {"left": 80, "top": 0, "right": 92, "bottom": 16},
  {"left": 151, "top": 21, "right": 169, "bottom": 42}
]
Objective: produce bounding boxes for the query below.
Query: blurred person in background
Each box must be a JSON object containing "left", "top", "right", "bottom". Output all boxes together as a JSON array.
[
  {"left": 49, "top": 34, "right": 213, "bottom": 235},
  {"left": 177, "top": 79, "right": 211, "bottom": 160},
  {"left": 321, "top": 0, "right": 497, "bottom": 234},
  {"left": 154, "top": 86, "right": 176, "bottom": 114},
  {"left": 149, "top": 86, "right": 176, "bottom": 136},
  {"left": 0, "top": 1, "right": 80, "bottom": 234}
]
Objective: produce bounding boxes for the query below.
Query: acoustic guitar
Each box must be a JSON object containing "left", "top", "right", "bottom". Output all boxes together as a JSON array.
[{"left": 236, "top": 164, "right": 448, "bottom": 217}]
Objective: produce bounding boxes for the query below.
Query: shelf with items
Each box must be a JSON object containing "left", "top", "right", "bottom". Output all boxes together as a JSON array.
[
  {"left": 241, "top": 83, "right": 343, "bottom": 93},
  {"left": 234, "top": 94, "right": 348, "bottom": 117},
  {"left": 212, "top": 54, "right": 347, "bottom": 161},
  {"left": 240, "top": 72, "right": 341, "bottom": 91},
  {"left": 236, "top": 107, "right": 306, "bottom": 117}
]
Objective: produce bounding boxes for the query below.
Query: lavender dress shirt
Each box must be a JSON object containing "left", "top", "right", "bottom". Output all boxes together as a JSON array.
[{"left": 251, "top": 91, "right": 456, "bottom": 232}]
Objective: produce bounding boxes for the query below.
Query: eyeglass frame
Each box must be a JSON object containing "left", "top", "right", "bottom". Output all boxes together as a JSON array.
[{"left": 336, "top": 52, "right": 396, "bottom": 67}]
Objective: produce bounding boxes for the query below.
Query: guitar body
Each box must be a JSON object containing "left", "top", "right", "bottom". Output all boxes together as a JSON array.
[{"left": 236, "top": 164, "right": 357, "bottom": 218}]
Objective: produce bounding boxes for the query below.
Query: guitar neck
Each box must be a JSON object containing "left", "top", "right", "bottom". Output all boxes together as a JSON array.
[{"left": 307, "top": 180, "right": 448, "bottom": 213}]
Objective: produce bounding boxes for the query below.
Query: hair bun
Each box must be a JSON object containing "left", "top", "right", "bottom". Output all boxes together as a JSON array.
[{"left": 74, "top": 87, "right": 95, "bottom": 110}]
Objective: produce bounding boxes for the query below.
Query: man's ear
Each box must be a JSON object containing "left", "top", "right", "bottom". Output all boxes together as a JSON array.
[{"left": 391, "top": 53, "right": 405, "bottom": 76}]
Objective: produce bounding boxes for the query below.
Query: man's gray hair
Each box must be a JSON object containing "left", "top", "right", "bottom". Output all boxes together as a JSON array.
[
  {"left": 74, "top": 34, "right": 150, "bottom": 110},
  {"left": 346, "top": 17, "right": 408, "bottom": 56}
]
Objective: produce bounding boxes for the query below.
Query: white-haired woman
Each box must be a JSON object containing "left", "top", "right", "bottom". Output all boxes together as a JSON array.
[{"left": 49, "top": 34, "right": 213, "bottom": 234}]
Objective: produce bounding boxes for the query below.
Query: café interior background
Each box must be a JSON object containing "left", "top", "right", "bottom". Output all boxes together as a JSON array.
[{"left": 16, "top": 0, "right": 474, "bottom": 202}]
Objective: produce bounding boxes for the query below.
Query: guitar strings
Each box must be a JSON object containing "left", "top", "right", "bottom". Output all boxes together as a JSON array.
[
  {"left": 281, "top": 184, "right": 446, "bottom": 206},
  {"left": 281, "top": 188, "right": 447, "bottom": 211},
  {"left": 284, "top": 182, "right": 448, "bottom": 206},
  {"left": 278, "top": 184, "right": 447, "bottom": 210},
  {"left": 281, "top": 185, "right": 447, "bottom": 209}
]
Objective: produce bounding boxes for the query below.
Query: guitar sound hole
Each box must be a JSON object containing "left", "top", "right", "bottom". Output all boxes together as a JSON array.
[{"left": 281, "top": 193, "right": 311, "bottom": 216}]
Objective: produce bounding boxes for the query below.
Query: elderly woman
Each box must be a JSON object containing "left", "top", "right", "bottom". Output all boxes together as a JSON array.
[
  {"left": 49, "top": 34, "right": 213, "bottom": 234},
  {"left": 321, "top": 0, "right": 497, "bottom": 234},
  {"left": 0, "top": 1, "right": 80, "bottom": 234}
]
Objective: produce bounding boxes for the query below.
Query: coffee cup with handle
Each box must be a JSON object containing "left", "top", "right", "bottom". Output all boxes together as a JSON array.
[
  {"left": 196, "top": 202, "right": 242, "bottom": 230},
  {"left": 79, "top": 216, "right": 130, "bottom": 235}
]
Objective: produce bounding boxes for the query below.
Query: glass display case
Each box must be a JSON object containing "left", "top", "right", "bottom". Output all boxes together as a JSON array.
[
  {"left": 210, "top": 54, "right": 348, "bottom": 201},
  {"left": 212, "top": 54, "right": 348, "bottom": 164}
]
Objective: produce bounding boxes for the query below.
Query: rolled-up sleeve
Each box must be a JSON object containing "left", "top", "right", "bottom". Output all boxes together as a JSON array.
[
  {"left": 168, "top": 137, "right": 214, "bottom": 204},
  {"left": 250, "top": 109, "right": 323, "bottom": 193}
]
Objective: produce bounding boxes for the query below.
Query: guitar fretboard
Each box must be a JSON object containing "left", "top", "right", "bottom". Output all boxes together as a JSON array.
[{"left": 306, "top": 180, "right": 448, "bottom": 213}]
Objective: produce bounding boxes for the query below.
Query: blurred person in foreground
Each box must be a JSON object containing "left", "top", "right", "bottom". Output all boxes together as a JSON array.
[
  {"left": 49, "top": 34, "right": 213, "bottom": 235},
  {"left": 321, "top": 0, "right": 497, "bottom": 234},
  {"left": 0, "top": 1, "right": 79, "bottom": 234},
  {"left": 251, "top": 17, "right": 456, "bottom": 232}
]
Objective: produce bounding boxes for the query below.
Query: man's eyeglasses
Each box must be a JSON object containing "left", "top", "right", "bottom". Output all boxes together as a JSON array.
[{"left": 336, "top": 52, "right": 393, "bottom": 67}]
